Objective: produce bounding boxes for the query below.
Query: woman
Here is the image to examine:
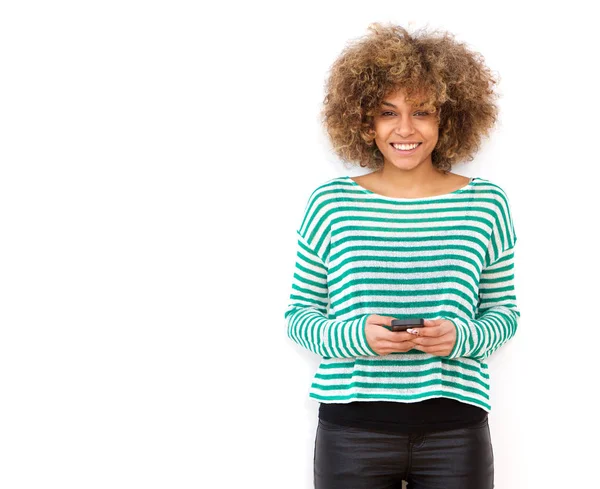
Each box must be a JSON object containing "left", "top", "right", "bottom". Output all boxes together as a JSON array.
[{"left": 284, "top": 23, "right": 519, "bottom": 489}]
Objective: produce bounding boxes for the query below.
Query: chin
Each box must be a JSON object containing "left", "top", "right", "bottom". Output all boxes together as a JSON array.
[{"left": 387, "top": 159, "right": 425, "bottom": 171}]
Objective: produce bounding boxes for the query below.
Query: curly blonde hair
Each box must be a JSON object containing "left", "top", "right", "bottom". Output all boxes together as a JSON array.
[{"left": 321, "top": 22, "right": 500, "bottom": 172}]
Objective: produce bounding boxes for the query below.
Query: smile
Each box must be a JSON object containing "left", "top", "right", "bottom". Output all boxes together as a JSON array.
[{"left": 390, "top": 142, "right": 422, "bottom": 155}]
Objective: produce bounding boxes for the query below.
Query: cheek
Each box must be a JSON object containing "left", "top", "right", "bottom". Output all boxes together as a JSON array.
[
  {"left": 372, "top": 125, "right": 387, "bottom": 146},
  {"left": 419, "top": 123, "right": 439, "bottom": 142},
  {"left": 373, "top": 123, "right": 393, "bottom": 143},
  {"left": 374, "top": 140, "right": 388, "bottom": 155},
  {"left": 372, "top": 123, "right": 384, "bottom": 138}
]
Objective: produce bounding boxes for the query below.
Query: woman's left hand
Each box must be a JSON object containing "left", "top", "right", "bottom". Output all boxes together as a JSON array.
[{"left": 408, "top": 318, "right": 457, "bottom": 356}]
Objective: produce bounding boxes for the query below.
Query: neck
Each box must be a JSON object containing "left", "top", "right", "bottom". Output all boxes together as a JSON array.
[{"left": 376, "top": 161, "right": 447, "bottom": 193}]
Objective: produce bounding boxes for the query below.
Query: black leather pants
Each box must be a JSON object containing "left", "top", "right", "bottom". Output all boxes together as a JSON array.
[{"left": 314, "top": 416, "right": 494, "bottom": 489}]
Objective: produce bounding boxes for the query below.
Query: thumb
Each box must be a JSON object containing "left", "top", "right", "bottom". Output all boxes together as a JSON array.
[{"left": 424, "top": 318, "right": 443, "bottom": 326}]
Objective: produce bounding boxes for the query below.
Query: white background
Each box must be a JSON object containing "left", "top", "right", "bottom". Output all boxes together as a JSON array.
[{"left": 1, "top": 1, "right": 598, "bottom": 488}]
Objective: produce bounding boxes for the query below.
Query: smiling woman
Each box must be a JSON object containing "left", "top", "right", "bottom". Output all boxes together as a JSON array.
[
  {"left": 284, "top": 21, "right": 519, "bottom": 489},
  {"left": 372, "top": 90, "right": 440, "bottom": 171},
  {"left": 321, "top": 22, "right": 499, "bottom": 174}
]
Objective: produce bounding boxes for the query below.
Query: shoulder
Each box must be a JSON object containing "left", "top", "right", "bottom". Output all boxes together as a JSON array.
[
  {"left": 307, "top": 175, "right": 351, "bottom": 196},
  {"left": 472, "top": 177, "right": 512, "bottom": 201},
  {"left": 474, "top": 178, "right": 517, "bottom": 250},
  {"left": 301, "top": 176, "right": 351, "bottom": 210},
  {"left": 472, "top": 177, "right": 515, "bottom": 216}
]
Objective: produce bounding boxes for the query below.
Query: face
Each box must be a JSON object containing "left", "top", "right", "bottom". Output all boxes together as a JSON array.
[{"left": 372, "top": 88, "right": 439, "bottom": 171}]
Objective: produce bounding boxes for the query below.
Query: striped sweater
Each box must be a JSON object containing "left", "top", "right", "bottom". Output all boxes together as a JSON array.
[{"left": 284, "top": 175, "right": 519, "bottom": 412}]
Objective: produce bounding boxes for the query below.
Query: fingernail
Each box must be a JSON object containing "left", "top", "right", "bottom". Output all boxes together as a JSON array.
[{"left": 407, "top": 329, "right": 418, "bottom": 334}]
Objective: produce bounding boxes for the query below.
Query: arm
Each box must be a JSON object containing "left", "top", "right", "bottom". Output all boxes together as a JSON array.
[
  {"left": 446, "top": 184, "right": 519, "bottom": 361},
  {"left": 284, "top": 231, "right": 378, "bottom": 358},
  {"left": 446, "top": 244, "right": 520, "bottom": 361},
  {"left": 446, "top": 185, "right": 519, "bottom": 361}
]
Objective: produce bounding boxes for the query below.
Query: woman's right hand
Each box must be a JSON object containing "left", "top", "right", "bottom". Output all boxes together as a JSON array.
[{"left": 365, "top": 314, "right": 417, "bottom": 356}]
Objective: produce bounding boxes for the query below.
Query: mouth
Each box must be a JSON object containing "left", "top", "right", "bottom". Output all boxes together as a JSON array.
[{"left": 390, "top": 142, "right": 422, "bottom": 155}]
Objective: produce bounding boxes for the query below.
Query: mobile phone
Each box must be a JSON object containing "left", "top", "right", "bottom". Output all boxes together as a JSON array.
[{"left": 390, "top": 318, "right": 425, "bottom": 332}]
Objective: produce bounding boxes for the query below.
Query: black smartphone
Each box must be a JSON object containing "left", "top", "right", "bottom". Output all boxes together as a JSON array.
[{"left": 390, "top": 318, "right": 425, "bottom": 332}]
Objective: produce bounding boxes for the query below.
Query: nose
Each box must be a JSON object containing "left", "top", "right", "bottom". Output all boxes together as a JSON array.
[{"left": 394, "top": 114, "right": 415, "bottom": 137}]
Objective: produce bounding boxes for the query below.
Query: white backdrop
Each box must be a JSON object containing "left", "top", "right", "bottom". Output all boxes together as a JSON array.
[{"left": 1, "top": 1, "right": 598, "bottom": 488}]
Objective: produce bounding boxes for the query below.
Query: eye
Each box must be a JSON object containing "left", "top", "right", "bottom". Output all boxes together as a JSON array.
[{"left": 380, "top": 111, "right": 431, "bottom": 117}]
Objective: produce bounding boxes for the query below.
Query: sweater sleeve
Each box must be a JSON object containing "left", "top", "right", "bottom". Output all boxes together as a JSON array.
[
  {"left": 284, "top": 186, "right": 379, "bottom": 358},
  {"left": 446, "top": 188, "right": 520, "bottom": 361}
]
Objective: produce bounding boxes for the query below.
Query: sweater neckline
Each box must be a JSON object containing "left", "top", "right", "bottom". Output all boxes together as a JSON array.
[{"left": 344, "top": 175, "right": 478, "bottom": 202}]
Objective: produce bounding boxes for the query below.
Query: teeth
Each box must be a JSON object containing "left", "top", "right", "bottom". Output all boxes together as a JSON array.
[{"left": 392, "top": 143, "right": 420, "bottom": 150}]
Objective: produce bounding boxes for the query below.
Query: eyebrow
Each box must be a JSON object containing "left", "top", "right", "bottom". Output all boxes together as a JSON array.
[{"left": 381, "top": 100, "right": 427, "bottom": 108}]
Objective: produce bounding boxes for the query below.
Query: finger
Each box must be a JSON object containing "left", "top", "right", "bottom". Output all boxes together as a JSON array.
[
  {"left": 411, "top": 336, "right": 444, "bottom": 347},
  {"left": 379, "top": 329, "right": 418, "bottom": 342},
  {"left": 380, "top": 340, "right": 415, "bottom": 350},
  {"left": 423, "top": 318, "right": 445, "bottom": 327},
  {"left": 412, "top": 345, "right": 448, "bottom": 356},
  {"left": 409, "top": 326, "right": 444, "bottom": 338}
]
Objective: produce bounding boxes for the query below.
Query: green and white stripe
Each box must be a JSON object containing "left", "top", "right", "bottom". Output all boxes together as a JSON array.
[{"left": 284, "top": 176, "right": 519, "bottom": 412}]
